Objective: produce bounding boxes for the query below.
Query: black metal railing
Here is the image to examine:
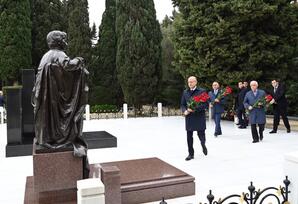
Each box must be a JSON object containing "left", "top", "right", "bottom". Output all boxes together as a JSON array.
[
  {"left": 206, "top": 176, "right": 290, "bottom": 204},
  {"left": 159, "top": 176, "right": 291, "bottom": 204}
]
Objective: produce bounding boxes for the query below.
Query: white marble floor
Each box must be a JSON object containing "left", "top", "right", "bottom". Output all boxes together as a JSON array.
[{"left": 0, "top": 116, "right": 297, "bottom": 204}]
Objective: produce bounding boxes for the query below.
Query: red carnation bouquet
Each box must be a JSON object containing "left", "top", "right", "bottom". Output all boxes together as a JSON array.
[
  {"left": 187, "top": 92, "right": 210, "bottom": 110},
  {"left": 252, "top": 94, "right": 273, "bottom": 108},
  {"left": 211, "top": 86, "right": 233, "bottom": 105}
]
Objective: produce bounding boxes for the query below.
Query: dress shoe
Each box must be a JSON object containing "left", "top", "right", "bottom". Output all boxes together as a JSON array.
[
  {"left": 260, "top": 135, "right": 263, "bottom": 141},
  {"left": 269, "top": 130, "right": 277, "bottom": 134},
  {"left": 238, "top": 126, "right": 246, "bottom": 129},
  {"left": 202, "top": 145, "right": 208, "bottom": 155},
  {"left": 287, "top": 129, "right": 291, "bottom": 133},
  {"left": 185, "top": 155, "right": 194, "bottom": 161},
  {"left": 214, "top": 133, "right": 218, "bottom": 137},
  {"left": 252, "top": 140, "right": 259, "bottom": 143}
]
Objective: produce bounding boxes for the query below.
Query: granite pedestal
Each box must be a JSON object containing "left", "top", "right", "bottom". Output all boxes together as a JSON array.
[
  {"left": 24, "top": 144, "right": 83, "bottom": 204},
  {"left": 90, "top": 157, "right": 195, "bottom": 204}
]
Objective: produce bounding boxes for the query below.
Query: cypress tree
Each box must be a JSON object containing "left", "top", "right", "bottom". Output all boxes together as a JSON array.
[
  {"left": 0, "top": 0, "right": 32, "bottom": 84},
  {"left": 90, "top": 0, "right": 123, "bottom": 105},
  {"left": 172, "top": 0, "right": 298, "bottom": 88},
  {"left": 31, "top": 0, "right": 66, "bottom": 68},
  {"left": 67, "top": 0, "right": 91, "bottom": 62},
  {"left": 90, "top": 22, "right": 97, "bottom": 43},
  {"left": 158, "top": 14, "right": 184, "bottom": 107},
  {"left": 116, "top": 0, "right": 162, "bottom": 108}
]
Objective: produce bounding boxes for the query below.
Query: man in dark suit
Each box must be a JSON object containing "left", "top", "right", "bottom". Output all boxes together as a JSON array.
[
  {"left": 269, "top": 79, "right": 291, "bottom": 133},
  {"left": 243, "top": 81, "right": 250, "bottom": 126},
  {"left": 236, "top": 82, "right": 248, "bottom": 129},
  {"left": 208, "top": 82, "right": 225, "bottom": 136},
  {"left": 181, "top": 76, "right": 209, "bottom": 161},
  {"left": 244, "top": 81, "right": 266, "bottom": 143},
  {"left": 0, "top": 91, "right": 4, "bottom": 107}
]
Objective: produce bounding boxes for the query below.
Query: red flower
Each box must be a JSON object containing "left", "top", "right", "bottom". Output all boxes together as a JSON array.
[
  {"left": 252, "top": 94, "right": 274, "bottom": 108},
  {"left": 193, "top": 95, "right": 200, "bottom": 102},
  {"left": 187, "top": 92, "right": 210, "bottom": 109},
  {"left": 211, "top": 86, "right": 233, "bottom": 105},
  {"left": 265, "top": 94, "right": 273, "bottom": 102},
  {"left": 223, "top": 86, "right": 232, "bottom": 96}
]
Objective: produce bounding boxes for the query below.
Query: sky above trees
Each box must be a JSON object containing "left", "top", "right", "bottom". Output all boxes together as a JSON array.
[{"left": 88, "top": 0, "right": 174, "bottom": 27}]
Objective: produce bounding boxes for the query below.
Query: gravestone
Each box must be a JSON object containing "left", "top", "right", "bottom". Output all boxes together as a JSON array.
[
  {"left": 21, "top": 69, "right": 35, "bottom": 134},
  {"left": 6, "top": 87, "right": 23, "bottom": 144}
]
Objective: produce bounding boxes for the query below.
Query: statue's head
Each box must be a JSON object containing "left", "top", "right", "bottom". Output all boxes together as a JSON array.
[{"left": 47, "top": 30, "right": 68, "bottom": 50}]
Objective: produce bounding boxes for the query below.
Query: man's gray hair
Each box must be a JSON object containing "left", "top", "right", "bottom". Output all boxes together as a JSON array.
[{"left": 250, "top": 80, "right": 258, "bottom": 86}]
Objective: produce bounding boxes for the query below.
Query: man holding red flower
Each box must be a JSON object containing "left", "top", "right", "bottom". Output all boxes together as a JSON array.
[
  {"left": 243, "top": 81, "right": 267, "bottom": 143},
  {"left": 181, "top": 76, "right": 209, "bottom": 161},
  {"left": 208, "top": 82, "right": 225, "bottom": 137}
]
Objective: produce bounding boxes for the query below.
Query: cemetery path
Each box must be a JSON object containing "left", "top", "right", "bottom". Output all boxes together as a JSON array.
[{"left": 0, "top": 116, "right": 297, "bottom": 204}]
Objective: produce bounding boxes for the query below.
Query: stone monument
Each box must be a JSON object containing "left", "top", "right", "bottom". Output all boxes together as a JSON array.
[{"left": 24, "top": 30, "right": 89, "bottom": 204}]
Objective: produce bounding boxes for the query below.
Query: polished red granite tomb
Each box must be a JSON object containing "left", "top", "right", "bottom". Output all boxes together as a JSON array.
[{"left": 90, "top": 157, "right": 196, "bottom": 204}]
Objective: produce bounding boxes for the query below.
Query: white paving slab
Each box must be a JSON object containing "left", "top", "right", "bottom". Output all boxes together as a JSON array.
[{"left": 0, "top": 116, "right": 297, "bottom": 204}]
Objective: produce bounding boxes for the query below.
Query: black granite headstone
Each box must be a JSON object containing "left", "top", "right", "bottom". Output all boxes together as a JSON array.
[
  {"left": 21, "top": 69, "right": 35, "bottom": 134},
  {"left": 6, "top": 87, "right": 23, "bottom": 144}
]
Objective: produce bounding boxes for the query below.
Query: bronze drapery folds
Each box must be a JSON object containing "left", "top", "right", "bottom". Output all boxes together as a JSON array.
[{"left": 32, "top": 31, "right": 89, "bottom": 157}]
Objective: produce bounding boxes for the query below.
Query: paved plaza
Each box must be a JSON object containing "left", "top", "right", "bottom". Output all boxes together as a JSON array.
[{"left": 0, "top": 116, "right": 297, "bottom": 204}]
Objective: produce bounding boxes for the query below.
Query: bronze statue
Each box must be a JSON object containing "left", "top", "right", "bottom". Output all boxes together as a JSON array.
[{"left": 32, "top": 30, "right": 89, "bottom": 157}]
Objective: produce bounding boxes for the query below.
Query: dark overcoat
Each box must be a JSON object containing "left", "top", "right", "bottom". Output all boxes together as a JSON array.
[
  {"left": 208, "top": 90, "right": 225, "bottom": 115},
  {"left": 181, "top": 88, "right": 209, "bottom": 131}
]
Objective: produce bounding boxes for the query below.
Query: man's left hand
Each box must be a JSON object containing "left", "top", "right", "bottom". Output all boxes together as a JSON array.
[
  {"left": 214, "top": 99, "right": 220, "bottom": 103},
  {"left": 187, "top": 108, "right": 194, "bottom": 112}
]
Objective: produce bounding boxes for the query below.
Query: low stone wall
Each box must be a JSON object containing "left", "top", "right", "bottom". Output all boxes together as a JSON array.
[{"left": 266, "top": 115, "right": 298, "bottom": 131}]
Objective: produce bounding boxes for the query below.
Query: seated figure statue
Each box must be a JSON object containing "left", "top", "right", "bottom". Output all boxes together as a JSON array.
[{"left": 32, "top": 30, "right": 89, "bottom": 157}]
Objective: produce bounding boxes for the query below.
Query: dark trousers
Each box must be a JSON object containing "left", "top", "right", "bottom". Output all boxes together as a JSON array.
[
  {"left": 251, "top": 124, "right": 265, "bottom": 142},
  {"left": 273, "top": 108, "right": 290, "bottom": 131},
  {"left": 214, "top": 113, "right": 222, "bottom": 134},
  {"left": 237, "top": 109, "right": 247, "bottom": 127},
  {"left": 187, "top": 131, "right": 206, "bottom": 156}
]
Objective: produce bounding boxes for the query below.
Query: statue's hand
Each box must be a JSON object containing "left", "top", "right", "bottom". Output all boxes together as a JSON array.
[{"left": 76, "top": 57, "right": 85, "bottom": 63}]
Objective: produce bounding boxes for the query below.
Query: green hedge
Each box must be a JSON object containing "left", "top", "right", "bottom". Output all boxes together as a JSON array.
[{"left": 90, "top": 104, "right": 119, "bottom": 113}]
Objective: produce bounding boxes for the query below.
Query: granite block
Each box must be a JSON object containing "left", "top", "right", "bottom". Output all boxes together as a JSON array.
[
  {"left": 101, "top": 166, "right": 121, "bottom": 204},
  {"left": 33, "top": 145, "right": 83, "bottom": 192},
  {"left": 24, "top": 176, "right": 77, "bottom": 204}
]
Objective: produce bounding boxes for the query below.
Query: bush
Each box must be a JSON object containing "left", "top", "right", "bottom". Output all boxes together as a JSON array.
[{"left": 90, "top": 104, "right": 119, "bottom": 113}]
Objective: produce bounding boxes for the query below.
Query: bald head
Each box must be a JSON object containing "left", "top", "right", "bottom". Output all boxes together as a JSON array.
[
  {"left": 250, "top": 80, "right": 258, "bottom": 92},
  {"left": 187, "top": 76, "right": 197, "bottom": 89},
  {"left": 212, "top": 81, "right": 220, "bottom": 90}
]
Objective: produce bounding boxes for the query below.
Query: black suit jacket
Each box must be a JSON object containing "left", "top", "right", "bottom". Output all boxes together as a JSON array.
[
  {"left": 271, "top": 84, "right": 288, "bottom": 109},
  {"left": 236, "top": 87, "right": 249, "bottom": 111}
]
